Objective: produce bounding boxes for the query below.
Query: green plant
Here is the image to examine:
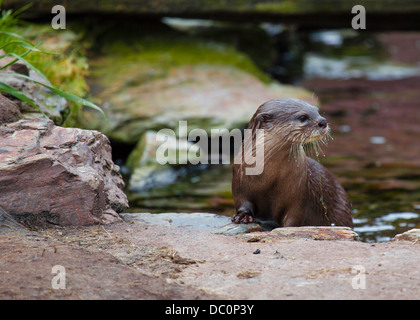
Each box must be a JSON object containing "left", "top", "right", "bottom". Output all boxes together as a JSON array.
[{"left": 0, "top": 3, "right": 106, "bottom": 122}]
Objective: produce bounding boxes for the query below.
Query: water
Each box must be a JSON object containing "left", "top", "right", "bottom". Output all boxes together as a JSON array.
[
  {"left": 354, "top": 212, "right": 420, "bottom": 242},
  {"left": 299, "top": 29, "right": 420, "bottom": 242}
]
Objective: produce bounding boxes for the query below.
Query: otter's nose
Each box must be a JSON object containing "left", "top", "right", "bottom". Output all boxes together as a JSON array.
[{"left": 318, "top": 118, "right": 327, "bottom": 129}]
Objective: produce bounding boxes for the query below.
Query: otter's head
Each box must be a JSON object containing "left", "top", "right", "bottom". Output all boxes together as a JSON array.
[{"left": 248, "top": 98, "right": 330, "bottom": 155}]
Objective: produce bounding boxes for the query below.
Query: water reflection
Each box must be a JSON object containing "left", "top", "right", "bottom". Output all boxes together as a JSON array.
[{"left": 354, "top": 212, "right": 420, "bottom": 242}]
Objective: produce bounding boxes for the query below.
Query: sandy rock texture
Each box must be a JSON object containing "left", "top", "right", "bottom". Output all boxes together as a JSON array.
[{"left": 1, "top": 215, "right": 419, "bottom": 300}]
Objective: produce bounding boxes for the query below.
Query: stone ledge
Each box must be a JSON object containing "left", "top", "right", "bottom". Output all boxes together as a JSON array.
[
  {"left": 239, "top": 226, "right": 360, "bottom": 242},
  {"left": 121, "top": 212, "right": 359, "bottom": 240},
  {"left": 391, "top": 229, "right": 420, "bottom": 243}
]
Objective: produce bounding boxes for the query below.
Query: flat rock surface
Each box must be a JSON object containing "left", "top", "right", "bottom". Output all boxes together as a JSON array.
[
  {"left": 121, "top": 212, "right": 263, "bottom": 234},
  {"left": 1, "top": 216, "right": 419, "bottom": 300}
]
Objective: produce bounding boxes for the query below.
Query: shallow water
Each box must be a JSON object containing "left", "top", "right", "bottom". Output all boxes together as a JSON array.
[
  {"left": 300, "top": 29, "right": 420, "bottom": 242},
  {"left": 354, "top": 212, "right": 420, "bottom": 242}
]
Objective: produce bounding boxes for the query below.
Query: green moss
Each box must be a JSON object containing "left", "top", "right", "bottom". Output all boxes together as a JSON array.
[
  {"left": 94, "top": 35, "right": 271, "bottom": 85},
  {"left": 254, "top": 1, "right": 300, "bottom": 14}
]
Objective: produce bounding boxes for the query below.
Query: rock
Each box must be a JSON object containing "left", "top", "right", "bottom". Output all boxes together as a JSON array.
[
  {"left": 0, "top": 205, "right": 25, "bottom": 231},
  {"left": 0, "top": 94, "right": 22, "bottom": 124},
  {"left": 126, "top": 130, "right": 201, "bottom": 189},
  {"left": 239, "top": 226, "right": 360, "bottom": 242},
  {"left": 90, "top": 64, "right": 316, "bottom": 144},
  {"left": 120, "top": 212, "right": 261, "bottom": 235},
  {"left": 101, "top": 208, "right": 123, "bottom": 225},
  {"left": 125, "top": 130, "right": 227, "bottom": 210},
  {"left": 391, "top": 229, "right": 420, "bottom": 242},
  {"left": 0, "top": 118, "right": 128, "bottom": 226}
]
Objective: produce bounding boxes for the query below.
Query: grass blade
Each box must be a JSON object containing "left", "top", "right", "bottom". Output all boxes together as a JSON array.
[
  {"left": 0, "top": 40, "right": 42, "bottom": 52},
  {"left": 0, "top": 45, "right": 40, "bottom": 71},
  {"left": 0, "top": 80, "right": 47, "bottom": 117},
  {"left": 0, "top": 30, "right": 26, "bottom": 40},
  {"left": 2, "top": 72, "right": 108, "bottom": 122},
  {"left": 9, "top": 52, "right": 52, "bottom": 85}
]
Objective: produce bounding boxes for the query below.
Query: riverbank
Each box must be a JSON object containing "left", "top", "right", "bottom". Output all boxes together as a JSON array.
[{"left": 1, "top": 217, "right": 419, "bottom": 300}]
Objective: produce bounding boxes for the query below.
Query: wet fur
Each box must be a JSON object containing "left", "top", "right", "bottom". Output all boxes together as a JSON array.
[{"left": 232, "top": 98, "right": 353, "bottom": 228}]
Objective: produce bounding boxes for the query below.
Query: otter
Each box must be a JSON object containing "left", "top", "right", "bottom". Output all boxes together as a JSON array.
[{"left": 231, "top": 98, "right": 353, "bottom": 228}]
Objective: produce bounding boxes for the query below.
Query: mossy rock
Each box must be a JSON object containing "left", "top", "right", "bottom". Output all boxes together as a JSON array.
[{"left": 78, "top": 33, "right": 316, "bottom": 143}]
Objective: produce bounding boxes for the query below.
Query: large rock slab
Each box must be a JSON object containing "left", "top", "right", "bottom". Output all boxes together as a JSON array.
[
  {"left": 0, "top": 118, "right": 128, "bottom": 226},
  {"left": 84, "top": 63, "right": 316, "bottom": 144},
  {"left": 2, "top": 219, "right": 420, "bottom": 299}
]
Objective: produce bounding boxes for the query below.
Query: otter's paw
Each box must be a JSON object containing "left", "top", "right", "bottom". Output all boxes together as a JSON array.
[{"left": 231, "top": 213, "right": 255, "bottom": 224}]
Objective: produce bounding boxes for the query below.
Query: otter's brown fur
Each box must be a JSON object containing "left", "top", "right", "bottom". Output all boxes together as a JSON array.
[{"left": 232, "top": 98, "right": 353, "bottom": 228}]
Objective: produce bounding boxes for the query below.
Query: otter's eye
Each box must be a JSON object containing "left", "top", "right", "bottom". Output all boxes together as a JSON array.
[{"left": 298, "top": 115, "right": 309, "bottom": 122}]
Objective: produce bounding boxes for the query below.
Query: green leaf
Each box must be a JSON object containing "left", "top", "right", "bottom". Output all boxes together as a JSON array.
[
  {"left": 9, "top": 52, "right": 52, "bottom": 85},
  {"left": 9, "top": 2, "right": 33, "bottom": 19},
  {"left": 0, "top": 80, "right": 47, "bottom": 117},
  {"left": 0, "top": 30, "right": 26, "bottom": 40},
  {"left": 0, "top": 40, "right": 42, "bottom": 52},
  {"left": 1, "top": 73, "right": 108, "bottom": 122},
  {"left": 48, "top": 86, "right": 107, "bottom": 122},
  {"left": 0, "top": 46, "right": 39, "bottom": 71}
]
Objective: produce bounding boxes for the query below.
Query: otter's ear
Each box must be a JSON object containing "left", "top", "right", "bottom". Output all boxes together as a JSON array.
[
  {"left": 257, "top": 113, "right": 272, "bottom": 123},
  {"left": 248, "top": 112, "right": 272, "bottom": 130}
]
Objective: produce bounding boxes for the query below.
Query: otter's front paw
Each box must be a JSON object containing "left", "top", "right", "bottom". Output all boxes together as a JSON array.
[{"left": 231, "top": 212, "right": 255, "bottom": 224}]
